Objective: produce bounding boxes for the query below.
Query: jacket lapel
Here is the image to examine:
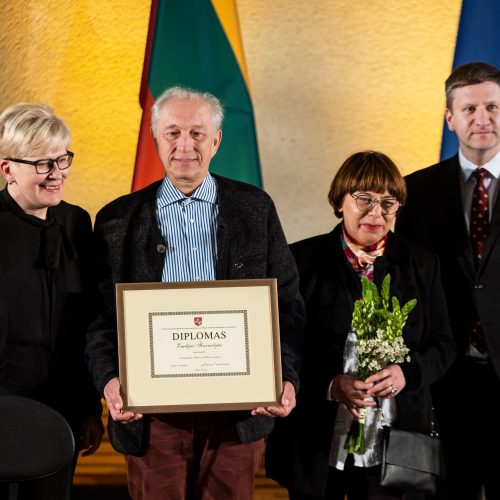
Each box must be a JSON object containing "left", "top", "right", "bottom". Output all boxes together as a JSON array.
[
  {"left": 324, "top": 225, "right": 360, "bottom": 307},
  {"left": 479, "top": 183, "right": 500, "bottom": 275},
  {"left": 379, "top": 233, "right": 411, "bottom": 303},
  {"left": 439, "top": 157, "right": 475, "bottom": 281},
  {"left": 131, "top": 182, "right": 165, "bottom": 282},
  {"left": 302, "top": 226, "right": 359, "bottom": 337}
]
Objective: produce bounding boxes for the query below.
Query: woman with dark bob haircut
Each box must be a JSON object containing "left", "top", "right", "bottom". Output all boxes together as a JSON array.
[{"left": 266, "top": 151, "right": 456, "bottom": 499}]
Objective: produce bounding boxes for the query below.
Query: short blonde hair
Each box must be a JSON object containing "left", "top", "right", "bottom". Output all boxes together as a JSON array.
[
  {"left": 328, "top": 151, "right": 407, "bottom": 218},
  {"left": 0, "top": 103, "right": 71, "bottom": 158}
]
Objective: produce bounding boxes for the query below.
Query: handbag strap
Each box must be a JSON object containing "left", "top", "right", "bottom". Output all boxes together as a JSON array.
[
  {"left": 430, "top": 406, "right": 439, "bottom": 438},
  {"left": 379, "top": 399, "right": 439, "bottom": 438}
]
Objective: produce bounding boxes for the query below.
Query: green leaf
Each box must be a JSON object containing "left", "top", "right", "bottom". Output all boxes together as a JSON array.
[
  {"left": 381, "top": 274, "right": 391, "bottom": 310},
  {"left": 392, "top": 295, "right": 401, "bottom": 315},
  {"left": 401, "top": 298, "right": 417, "bottom": 320}
]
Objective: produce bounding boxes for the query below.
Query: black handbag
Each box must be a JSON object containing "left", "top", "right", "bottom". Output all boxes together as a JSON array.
[{"left": 380, "top": 426, "right": 440, "bottom": 494}]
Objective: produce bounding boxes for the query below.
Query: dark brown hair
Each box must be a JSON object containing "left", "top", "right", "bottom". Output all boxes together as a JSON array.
[
  {"left": 445, "top": 62, "right": 500, "bottom": 109},
  {"left": 328, "top": 151, "right": 406, "bottom": 218}
]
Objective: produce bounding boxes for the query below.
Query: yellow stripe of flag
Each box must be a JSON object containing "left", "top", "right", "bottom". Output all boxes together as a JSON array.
[{"left": 211, "top": 0, "right": 251, "bottom": 90}]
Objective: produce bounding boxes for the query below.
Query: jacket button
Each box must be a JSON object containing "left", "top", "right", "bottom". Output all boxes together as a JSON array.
[
  {"left": 156, "top": 244, "right": 166, "bottom": 254},
  {"left": 474, "top": 284, "right": 484, "bottom": 289}
]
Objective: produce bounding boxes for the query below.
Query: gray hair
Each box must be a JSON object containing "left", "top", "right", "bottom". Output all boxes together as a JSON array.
[
  {"left": 0, "top": 103, "right": 71, "bottom": 158},
  {"left": 150, "top": 86, "right": 224, "bottom": 139}
]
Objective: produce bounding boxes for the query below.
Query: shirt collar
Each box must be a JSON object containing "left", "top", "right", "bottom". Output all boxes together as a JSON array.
[
  {"left": 157, "top": 174, "right": 217, "bottom": 208},
  {"left": 458, "top": 149, "right": 500, "bottom": 182}
]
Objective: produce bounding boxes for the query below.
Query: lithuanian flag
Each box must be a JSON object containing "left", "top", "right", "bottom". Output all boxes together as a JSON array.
[
  {"left": 440, "top": 0, "right": 500, "bottom": 160},
  {"left": 132, "top": 0, "right": 262, "bottom": 191}
]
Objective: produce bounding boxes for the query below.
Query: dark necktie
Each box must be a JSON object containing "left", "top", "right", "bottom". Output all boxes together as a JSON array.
[
  {"left": 469, "top": 167, "right": 489, "bottom": 353},
  {"left": 470, "top": 167, "right": 489, "bottom": 263}
]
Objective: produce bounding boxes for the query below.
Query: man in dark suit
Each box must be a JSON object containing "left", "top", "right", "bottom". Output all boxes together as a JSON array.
[
  {"left": 85, "top": 87, "right": 304, "bottom": 500},
  {"left": 396, "top": 62, "right": 500, "bottom": 500}
]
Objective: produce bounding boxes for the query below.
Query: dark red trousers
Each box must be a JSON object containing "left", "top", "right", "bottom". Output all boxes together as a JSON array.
[{"left": 126, "top": 413, "right": 263, "bottom": 500}]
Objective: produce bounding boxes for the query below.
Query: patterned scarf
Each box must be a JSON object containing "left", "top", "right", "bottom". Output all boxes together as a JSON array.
[{"left": 341, "top": 225, "right": 387, "bottom": 281}]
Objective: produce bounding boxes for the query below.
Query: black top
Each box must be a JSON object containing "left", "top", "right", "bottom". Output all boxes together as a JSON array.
[
  {"left": 266, "top": 224, "right": 455, "bottom": 497},
  {"left": 0, "top": 188, "right": 101, "bottom": 416}
]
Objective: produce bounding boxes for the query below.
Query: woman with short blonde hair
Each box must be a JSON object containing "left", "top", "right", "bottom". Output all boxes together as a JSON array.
[{"left": 0, "top": 103, "right": 103, "bottom": 500}]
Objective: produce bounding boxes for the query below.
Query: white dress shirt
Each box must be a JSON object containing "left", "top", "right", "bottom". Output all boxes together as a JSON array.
[{"left": 458, "top": 149, "right": 500, "bottom": 230}]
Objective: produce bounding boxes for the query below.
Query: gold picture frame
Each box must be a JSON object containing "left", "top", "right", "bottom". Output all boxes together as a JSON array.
[{"left": 115, "top": 279, "right": 282, "bottom": 413}]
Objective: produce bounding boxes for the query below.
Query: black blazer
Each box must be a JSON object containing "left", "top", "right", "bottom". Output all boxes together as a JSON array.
[
  {"left": 265, "top": 224, "right": 455, "bottom": 497},
  {"left": 396, "top": 155, "right": 500, "bottom": 382},
  {"left": 85, "top": 174, "right": 304, "bottom": 454}
]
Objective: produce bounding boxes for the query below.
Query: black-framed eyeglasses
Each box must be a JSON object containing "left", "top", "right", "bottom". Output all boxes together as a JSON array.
[
  {"left": 351, "top": 192, "right": 402, "bottom": 215},
  {"left": 4, "top": 151, "right": 74, "bottom": 174}
]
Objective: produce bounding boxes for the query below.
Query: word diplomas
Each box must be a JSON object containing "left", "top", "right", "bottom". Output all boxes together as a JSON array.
[
  {"left": 172, "top": 331, "right": 227, "bottom": 341},
  {"left": 149, "top": 310, "right": 249, "bottom": 378}
]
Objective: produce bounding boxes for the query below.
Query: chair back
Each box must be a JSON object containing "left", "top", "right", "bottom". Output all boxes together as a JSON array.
[{"left": 0, "top": 395, "right": 75, "bottom": 482}]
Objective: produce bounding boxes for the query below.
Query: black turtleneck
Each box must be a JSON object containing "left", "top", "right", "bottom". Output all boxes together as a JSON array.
[{"left": 0, "top": 188, "right": 101, "bottom": 416}]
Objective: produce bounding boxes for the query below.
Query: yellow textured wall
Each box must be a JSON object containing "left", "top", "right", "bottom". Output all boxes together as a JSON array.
[
  {"left": 238, "top": 0, "right": 462, "bottom": 241},
  {"left": 0, "top": 1, "right": 150, "bottom": 216},
  {"left": 0, "top": 0, "right": 461, "bottom": 242}
]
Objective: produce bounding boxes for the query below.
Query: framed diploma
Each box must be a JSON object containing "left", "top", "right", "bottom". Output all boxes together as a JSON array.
[{"left": 115, "top": 279, "right": 282, "bottom": 413}]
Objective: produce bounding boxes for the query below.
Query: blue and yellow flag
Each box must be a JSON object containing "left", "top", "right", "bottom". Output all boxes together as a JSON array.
[{"left": 441, "top": 0, "right": 500, "bottom": 160}]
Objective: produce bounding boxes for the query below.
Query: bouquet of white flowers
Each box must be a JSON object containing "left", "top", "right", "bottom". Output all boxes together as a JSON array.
[{"left": 344, "top": 274, "right": 416, "bottom": 454}]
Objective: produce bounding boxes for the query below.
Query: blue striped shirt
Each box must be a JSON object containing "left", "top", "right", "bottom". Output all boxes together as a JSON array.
[{"left": 156, "top": 174, "right": 218, "bottom": 282}]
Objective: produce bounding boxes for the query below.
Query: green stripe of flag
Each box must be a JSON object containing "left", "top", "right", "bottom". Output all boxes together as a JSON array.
[{"left": 147, "top": 0, "right": 262, "bottom": 186}]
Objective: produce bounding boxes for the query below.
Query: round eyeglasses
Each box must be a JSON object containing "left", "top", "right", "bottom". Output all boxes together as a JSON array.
[
  {"left": 4, "top": 151, "right": 74, "bottom": 174},
  {"left": 350, "top": 193, "right": 402, "bottom": 215}
]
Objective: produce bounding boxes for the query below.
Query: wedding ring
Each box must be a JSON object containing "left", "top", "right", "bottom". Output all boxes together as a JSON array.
[{"left": 390, "top": 385, "right": 398, "bottom": 394}]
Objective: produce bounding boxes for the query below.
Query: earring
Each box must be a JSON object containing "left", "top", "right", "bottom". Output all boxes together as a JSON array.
[{"left": 8, "top": 179, "right": 13, "bottom": 185}]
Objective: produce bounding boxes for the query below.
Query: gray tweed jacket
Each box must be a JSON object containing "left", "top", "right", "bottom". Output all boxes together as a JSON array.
[{"left": 85, "top": 174, "right": 304, "bottom": 455}]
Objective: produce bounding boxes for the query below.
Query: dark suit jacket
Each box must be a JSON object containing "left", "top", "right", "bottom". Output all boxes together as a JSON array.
[
  {"left": 85, "top": 174, "right": 304, "bottom": 455},
  {"left": 396, "top": 155, "right": 500, "bottom": 384},
  {"left": 265, "top": 224, "right": 455, "bottom": 497}
]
